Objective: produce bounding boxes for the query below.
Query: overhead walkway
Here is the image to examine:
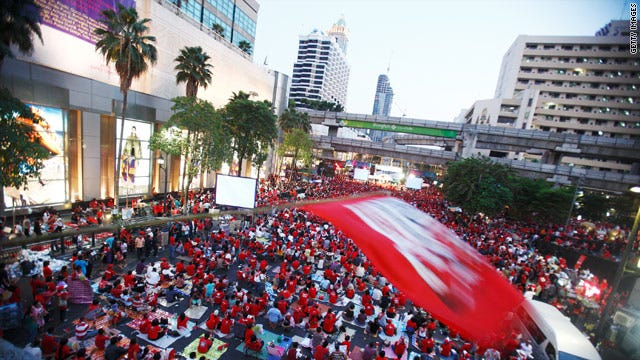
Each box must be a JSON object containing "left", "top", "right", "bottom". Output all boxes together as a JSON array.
[
  {"left": 314, "top": 135, "right": 639, "bottom": 192},
  {"left": 306, "top": 109, "right": 640, "bottom": 163}
]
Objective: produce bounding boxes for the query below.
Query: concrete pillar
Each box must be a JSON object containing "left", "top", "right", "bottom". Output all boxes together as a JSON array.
[{"left": 328, "top": 125, "right": 339, "bottom": 137}]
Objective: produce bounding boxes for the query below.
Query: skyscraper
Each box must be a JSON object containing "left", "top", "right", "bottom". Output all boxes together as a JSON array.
[
  {"left": 369, "top": 74, "right": 394, "bottom": 142},
  {"left": 290, "top": 17, "right": 350, "bottom": 108},
  {"left": 372, "top": 74, "right": 394, "bottom": 116}
]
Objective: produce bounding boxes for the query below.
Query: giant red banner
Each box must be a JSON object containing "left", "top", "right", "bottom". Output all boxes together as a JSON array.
[{"left": 303, "top": 195, "right": 524, "bottom": 344}]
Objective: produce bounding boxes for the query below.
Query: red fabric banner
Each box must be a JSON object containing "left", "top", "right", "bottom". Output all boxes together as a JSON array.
[
  {"left": 303, "top": 195, "right": 523, "bottom": 344},
  {"left": 574, "top": 254, "right": 587, "bottom": 270}
]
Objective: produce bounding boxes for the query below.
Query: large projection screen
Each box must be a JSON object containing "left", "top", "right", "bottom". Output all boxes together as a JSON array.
[
  {"left": 215, "top": 174, "right": 257, "bottom": 209},
  {"left": 354, "top": 168, "right": 370, "bottom": 181},
  {"left": 406, "top": 176, "right": 424, "bottom": 190}
]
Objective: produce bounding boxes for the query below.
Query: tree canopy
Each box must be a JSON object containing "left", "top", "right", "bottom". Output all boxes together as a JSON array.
[
  {"left": 0, "top": 0, "right": 42, "bottom": 72},
  {"left": 94, "top": 3, "right": 157, "bottom": 203},
  {"left": 150, "top": 97, "right": 231, "bottom": 209},
  {"left": 442, "top": 156, "right": 574, "bottom": 222},
  {"left": 223, "top": 91, "right": 278, "bottom": 175},
  {"left": 278, "top": 128, "right": 314, "bottom": 180},
  {"left": 175, "top": 46, "right": 213, "bottom": 97},
  {"left": 238, "top": 40, "right": 252, "bottom": 55},
  {"left": 279, "top": 99, "right": 311, "bottom": 133},
  {"left": 296, "top": 98, "right": 344, "bottom": 112}
]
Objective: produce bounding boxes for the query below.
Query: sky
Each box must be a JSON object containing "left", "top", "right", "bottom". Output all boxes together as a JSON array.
[{"left": 253, "top": 0, "right": 630, "bottom": 122}]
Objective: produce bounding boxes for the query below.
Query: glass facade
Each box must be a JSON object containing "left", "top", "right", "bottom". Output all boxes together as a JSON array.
[
  {"left": 3, "top": 105, "right": 68, "bottom": 209},
  {"left": 116, "top": 119, "right": 152, "bottom": 196},
  {"left": 233, "top": 8, "right": 256, "bottom": 39},
  {"left": 202, "top": 8, "right": 231, "bottom": 39},
  {"left": 168, "top": 0, "right": 257, "bottom": 50}
]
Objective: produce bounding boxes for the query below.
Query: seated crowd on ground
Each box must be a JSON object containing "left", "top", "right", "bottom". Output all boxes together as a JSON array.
[{"left": 0, "top": 174, "right": 628, "bottom": 360}]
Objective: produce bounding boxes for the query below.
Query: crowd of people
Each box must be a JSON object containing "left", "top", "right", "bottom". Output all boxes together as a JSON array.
[{"left": 0, "top": 174, "right": 632, "bottom": 360}]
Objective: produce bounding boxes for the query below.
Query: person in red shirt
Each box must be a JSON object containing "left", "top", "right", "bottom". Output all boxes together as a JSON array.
[
  {"left": 374, "top": 350, "right": 387, "bottom": 360},
  {"left": 314, "top": 340, "right": 330, "bottom": 360},
  {"left": 175, "top": 260, "right": 186, "bottom": 274},
  {"left": 94, "top": 328, "right": 110, "bottom": 351},
  {"left": 246, "top": 334, "right": 263, "bottom": 352},
  {"left": 384, "top": 319, "right": 396, "bottom": 336},
  {"left": 147, "top": 319, "right": 165, "bottom": 340},
  {"left": 41, "top": 328, "right": 57, "bottom": 356},
  {"left": 55, "top": 337, "right": 72, "bottom": 360},
  {"left": 42, "top": 261, "right": 53, "bottom": 280},
  {"left": 328, "top": 288, "right": 338, "bottom": 304},
  {"left": 177, "top": 312, "right": 189, "bottom": 330},
  {"left": 341, "top": 335, "right": 352, "bottom": 356},
  {"left": 419, "top": 336, "right": 435, "bottom": 353},
  {"left": 128, "top": 338, "right": 141, "bottom": 360},
  {"left": 220, "top": 314, "right": 233, "bottom": 334},
  {"left": 124, "top": 271, "right": 136, "bottom": 288},
  {"left": 392, "top": 337, "right": 407, "bottom": 358},
  {"left": 186, "top": 262, "right": 196, "bottom": 277},
  {"left": 205, "top": 310, "right": 221, "bottom": 331},
  {"left": 197, "top": 333, "right": 213, "bottom": 353},
  {"left": 322, "top": 309, "right": 337, "bottom": 334}
]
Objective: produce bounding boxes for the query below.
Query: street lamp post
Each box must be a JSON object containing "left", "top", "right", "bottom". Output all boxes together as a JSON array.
[
  {"left": 596, "top": 185, "right": 640, "bottom": 343},
  {"left": 158, "top": 156, "right": 168, "bottom": 216}
]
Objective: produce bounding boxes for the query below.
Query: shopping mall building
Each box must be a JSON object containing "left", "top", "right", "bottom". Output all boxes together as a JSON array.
[{"left": 1, "top": 0, "right": 289, "bottom": 211}]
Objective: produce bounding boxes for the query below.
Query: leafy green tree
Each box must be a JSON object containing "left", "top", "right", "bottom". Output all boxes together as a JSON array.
[
  {"left": 0, "top": 0, "right": 42, "bottom": 72},
  {"left": 211, "top": 23, "right": 225, "bottom": 37},
  {"left": 175, "top": 46, "right": 213, "bottom": 97},
  {"left": 150, "top": 97, "right": 231, "bottom": 211},
  {"left": 279, "top": 99, "right": 311, "bottom": 133},
  {"left": 442, "top": 156, "right": 514, "bottom": 216},
  {"left": 508, "top": 176, "right": 551, "bottom": 220},
  {"left": 530, "top": 186, "right": 574, "bottom": 223},
  {"left": 223, "top": 91, "right": 278, "bottom": 176},
  {"left": 252, "top": 150, "right": 268, "bottom": 181},
  {"left": 278, "top": 129, "right": 314, "bottom": 180},
  {"left": 296, "top": 98, "right": 344, "bottom": 112},
  {"left": 94, "top": 4, "right": 157, "bottom": 204},
  {"left": 0, "top": 88, "right": 51, "bottom": 215},
  {"left": 238, "top": 40, "right": 252, "bottom": 54}
]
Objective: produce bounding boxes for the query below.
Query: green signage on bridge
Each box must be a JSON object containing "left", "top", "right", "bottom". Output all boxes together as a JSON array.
[{"left": 339, "top": 119, "right": 458, "bottom": 138}]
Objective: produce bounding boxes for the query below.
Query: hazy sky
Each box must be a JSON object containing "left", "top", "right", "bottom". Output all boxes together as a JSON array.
[{"left": 253, "top": 0, "right": 629, "bottom": 121}]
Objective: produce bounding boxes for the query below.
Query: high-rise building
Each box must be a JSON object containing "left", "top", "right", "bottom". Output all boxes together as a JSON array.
[
  {"left": 369, "top": 74, "right": 394, "bottom": 142},
  {"left": 372, "top": 74, "right": 394, "bottom": 117},
  {"left": 290, "top": 17, "right": 350, "bottom": 108},
  {"left": 168, "top": 0, "right": 259, "bottom": 52},
  {"left": 461, "top": 20, "right": 639, "bottom": 172}
]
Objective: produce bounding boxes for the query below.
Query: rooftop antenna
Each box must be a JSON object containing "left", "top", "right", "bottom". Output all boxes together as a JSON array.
[{"left": 387, "top": 51, "right": 393, "bottom": 74}]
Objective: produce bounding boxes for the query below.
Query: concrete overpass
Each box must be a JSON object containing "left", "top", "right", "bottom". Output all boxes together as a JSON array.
[
  {"left": 306, "top": 109, "right": 640, "bottom": 164},
  {"left": 304, "top": 109, "right": 640, "bottom": 193}
]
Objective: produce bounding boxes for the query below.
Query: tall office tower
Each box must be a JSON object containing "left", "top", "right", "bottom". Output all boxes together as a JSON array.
[
  {"left": 290, "top": 17, "right": 351, "bottom": 108},
  {"left": 169, "top": 0, "right": 259, "bottom": 52},
  {"left": 464, "top": 20, "right": 639, "bottom": 172},
  {"left": 369, "top": 74, "right": 394, "bottom": 141}
]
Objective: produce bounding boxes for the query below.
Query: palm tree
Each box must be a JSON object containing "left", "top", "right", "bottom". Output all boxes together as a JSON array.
[
  {"left": 94, "top": 3, "right": 157, "bottom": 204},
  {"left": 174, "top": 46, "right": 213, "bottom": 97},
  {"left": 278, "top": 99, "right": 311, "bottom": 133},
  {"left": 0, "top": 0, "right": 43, "bottom": 72},
  {"left": 237, "top": 40, "right": 252, "bottom": 55},
  {"left": 211, "top": 23, "right": 225, "bottom": 37}
]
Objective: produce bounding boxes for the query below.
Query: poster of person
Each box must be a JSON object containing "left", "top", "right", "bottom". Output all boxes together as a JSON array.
[
  {"left": 117, "top": 120, "right": 151, "bottom": 196},
  {"left": 3, "top": 105, "right": 67, "bottom": 209}
]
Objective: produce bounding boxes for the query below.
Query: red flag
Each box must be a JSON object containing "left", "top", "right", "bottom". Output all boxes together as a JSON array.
[
  {"left": 303, "top": 195, "right": 523, "bottom": 344},
  {"left": 574, "top": 254, "right": 587, "bottom": 270}
]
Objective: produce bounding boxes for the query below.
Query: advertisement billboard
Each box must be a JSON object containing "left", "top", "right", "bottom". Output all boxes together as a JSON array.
[
  {"left": 3, "top": 105, "right": 67, "bottom": 208},
  {"left": 117, "top": 119, "right": 152, "bottom": 197},
  {"left": 35, "top": 0, "right": 137, "bottom": 44}
]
